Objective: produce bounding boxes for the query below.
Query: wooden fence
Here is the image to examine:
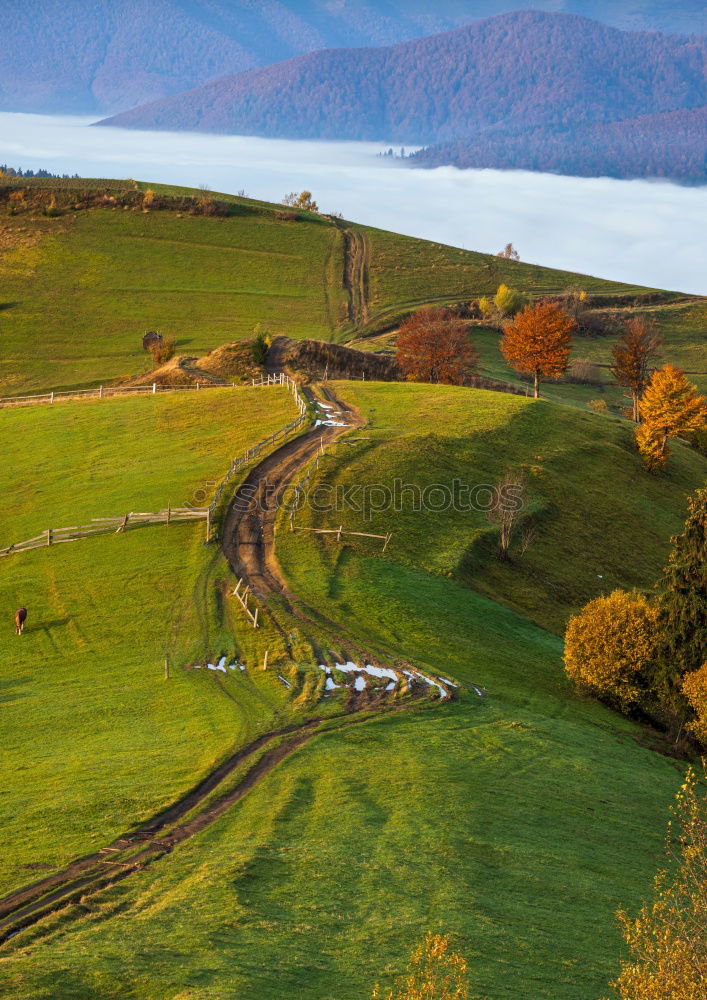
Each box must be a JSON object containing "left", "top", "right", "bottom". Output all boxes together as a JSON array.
[
  {"left": 294, "top": 526, "right": 392, "bottom": 551},
  {"left": 207, "top": 373, "right": 309, "bottom": 538},
  {"left": 0, "top": 507, "right": 209, "bottom": 559},
  {"left": 0, "top": 381, "right": 240, "bottom": 409},
  {"left": 0, "top": 374, "right": 310, "bottom": 560}
]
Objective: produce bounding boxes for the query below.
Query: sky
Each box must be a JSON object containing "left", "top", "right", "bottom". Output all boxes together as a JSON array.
[{"left": 3, "top": 113, "right": 707, "bottom": 294}]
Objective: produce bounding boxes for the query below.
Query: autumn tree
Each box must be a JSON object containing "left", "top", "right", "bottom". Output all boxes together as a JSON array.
[
  {"left": 372, "top": 933, "right": 470, "bottom": 1000},
  {"left": 493, "top": 283, "right": 525, "bottom": 316},
  {"left": 564, "top": 590, "right": 658, "bottom": 710},
  {"left": 635, "top": 366, "right": 707, "bottom": 470},
  {"left": 282, "top": 190, "right": 319, "bottom": 212},
  {"left": 396, "top": 307, "right": 479, "bottom": 385},
  {"left": 611, "top": 317, "right": 662, "bottom": 422},
  {"left": 501, "top": 300, "right": 575, "bottom": 398},
  {"left": 682, "top": 664, "right": 707, "bottom": 745},
  {"left": 607, "top": 766, "right": 707, "bottom": 1000}
]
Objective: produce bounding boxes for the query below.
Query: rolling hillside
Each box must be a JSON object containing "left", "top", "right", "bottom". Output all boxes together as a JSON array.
[
  {"left": 1, "top": 380, "right": 704, "bottom": 998},
  {"left": 2, "top": 2, "right": 705, "bottom": 115},
  {"left": 1, "top": 176, "right": 694, "bottom": 399}
]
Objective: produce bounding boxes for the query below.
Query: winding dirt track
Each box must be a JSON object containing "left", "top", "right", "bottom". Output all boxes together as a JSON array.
[
  {"left": 0, "top": 385, "right": 369, "bottom": 945},
  {"left": 221, "top": 385, "right": 362, "bottom": 607}
]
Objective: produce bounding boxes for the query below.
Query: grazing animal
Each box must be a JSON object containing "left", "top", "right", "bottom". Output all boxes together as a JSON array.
[{"left": 15, "top": 607, "right": 27, "bottom": 635}]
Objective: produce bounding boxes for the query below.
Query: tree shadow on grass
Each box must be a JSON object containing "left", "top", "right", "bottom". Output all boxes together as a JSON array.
[{"left": 0, "top": 677, "right": 30, "bottom": 704}]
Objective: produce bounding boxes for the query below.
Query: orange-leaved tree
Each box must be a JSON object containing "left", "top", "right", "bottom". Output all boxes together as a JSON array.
[
  {"left": 501, "top": 300, "right": 575, "bottom": 398},
  {"left": 611, "top": 317, "right": 662, "bottom": 422},
  {"left": 635, "top": 365, "right": 707, "bottom": 470},
  {"left": 564, "top": 590, "right": 658, "bottom": 710},
  {"left": 372, "top": 933, "right": 470, "bottom": 1000},
  {"left": 396, "top": 308, "right": 479, "bottom": 386},
  {"left": 605, "top": 766, "right": 706, "bottom": 1000}
]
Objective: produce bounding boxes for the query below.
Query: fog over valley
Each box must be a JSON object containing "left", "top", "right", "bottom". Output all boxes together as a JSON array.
[{"left": 3, "top": 113, "right": 707, "bottom": 295}]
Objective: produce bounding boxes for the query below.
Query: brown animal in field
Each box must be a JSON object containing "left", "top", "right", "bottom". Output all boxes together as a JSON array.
[{"left": 15, "top": 607, "right": 27, "bottom": 635}]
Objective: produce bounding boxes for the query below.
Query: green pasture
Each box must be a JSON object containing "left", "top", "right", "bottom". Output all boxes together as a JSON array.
[
  {"left": 0, "top": 386, "right": 295, "bottom": 545},
  {"left": 0, "top": 548, "right": 683, "bottom": 1000},
  {"left": 290, "top": 382, "right": 705, "bottom": 633}
]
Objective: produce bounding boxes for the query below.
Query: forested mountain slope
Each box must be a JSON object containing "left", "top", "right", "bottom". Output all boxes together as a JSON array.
[{"left": 2, "top": 1, "right": 706, "bottom": 115}]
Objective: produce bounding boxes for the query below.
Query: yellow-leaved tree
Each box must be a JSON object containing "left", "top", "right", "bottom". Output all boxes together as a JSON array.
[
  {"left": 563, "top": 590, "right": 658, "bottom": 709},
  {"left": 605, "top": 766, "right": 706, "bottom": 1000},
  {"left": 635, "top": 365, "right": 707, "bottom": 471},
  {"left": 372, "top": 934, "right": 471, "bottom": 1000},
  {"left": 682, "top": 663, "right": 707, "bottom": 745}
]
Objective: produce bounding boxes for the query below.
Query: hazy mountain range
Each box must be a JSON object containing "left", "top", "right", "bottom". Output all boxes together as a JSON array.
[
  {"left": 97, "top": 11, "right": 707, "bottom": 182},
  {"left": 2, "top": 1, "right": 707, "bottom": 115}
]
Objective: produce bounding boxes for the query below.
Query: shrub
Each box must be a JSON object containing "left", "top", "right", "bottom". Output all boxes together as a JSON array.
[
  {"left": 493, "top": 283, "right": 526, "bottom": 315},
  {"left": 251, "top": 333, "right": 269, "bottom": 366},
  {"left": 567, "top": 358, "right": 601, "bottom": 384},
  {"left": 372, "top": 933, "right": 471, "bottom": 1000},
  {"left": 149, "top": 336, "right": 175, "bottom": 367},
  {"left": 564, "top": 590, "right": 658, "bottom": 710},
  {"left": 588, "top": 399, "right": 610, "bottom": 414}
]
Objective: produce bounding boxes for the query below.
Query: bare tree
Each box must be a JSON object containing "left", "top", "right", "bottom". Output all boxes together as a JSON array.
[
  {"left": 487, "top": 470, "right": 532, "bottom": 560},
  {"left": 497, "top": 243, "right": 520, "bottom": 261}
]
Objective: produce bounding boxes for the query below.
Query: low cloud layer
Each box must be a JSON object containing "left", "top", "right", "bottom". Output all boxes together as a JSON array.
[{"left": 3, "top": 113, "right": 706, "bottom": 294}]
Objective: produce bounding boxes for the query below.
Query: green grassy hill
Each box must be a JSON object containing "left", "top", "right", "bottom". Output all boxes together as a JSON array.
[
  {"left": 1, "top": 381, "right": 704, "bottom": 998},
  {"left": 0, "top": 387, "right": 307, "bottom": 897},
  {"left": 1, "top": 178, "right": 705, "bottom": 1000},
  {"left": 3, "top": 177, "right": 698, "bottom": 399}
]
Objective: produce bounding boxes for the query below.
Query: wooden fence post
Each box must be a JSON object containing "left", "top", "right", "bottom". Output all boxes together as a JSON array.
[
  {"left": 206, "top": 507, "right": 211, "bottom": 541},
  {"left": 253, "top": 607, "right": 259, "bottom": 629},
  {"left": 166, "top": 502, "right": 171, "bottom": 526},
  {"left": 165, "top": 655, "right": 170, "bottom": 681},
  {"left": 46, "top": 529, "right": 52, "bottom": 547},
  {"left": 263, "top": 649, "right": 269, "bottom": 671},
  {"left": 152, "top": 383, "right": 157, "bottom": 395},
  {"left": 50, "top": 392, "right": 54, "bottom": 404}
]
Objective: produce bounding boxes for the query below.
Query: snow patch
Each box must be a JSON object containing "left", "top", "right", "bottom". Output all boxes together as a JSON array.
[
  {"left": 325, "top": 677, "right": 340, "bottom": 691},
  {"left": 354, "top": 675, "right": 366, "bottom": 692},
  {"left": 278, "top": 675, "right": 292, "bottom": 689}
]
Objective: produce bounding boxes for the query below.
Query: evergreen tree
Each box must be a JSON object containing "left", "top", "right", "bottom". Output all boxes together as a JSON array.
[{"left": 653, "top": 488, "right": 707, "bottom": 697}]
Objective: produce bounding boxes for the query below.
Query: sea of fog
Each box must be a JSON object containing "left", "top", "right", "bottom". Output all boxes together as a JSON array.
[{"left": 3, "top": 112, "right": 707, "bottom": 294}]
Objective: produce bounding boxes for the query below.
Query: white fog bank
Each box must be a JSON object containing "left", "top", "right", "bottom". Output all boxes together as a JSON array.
[{"left": 2, "top": 113, "right": 706, "bottom": 294}]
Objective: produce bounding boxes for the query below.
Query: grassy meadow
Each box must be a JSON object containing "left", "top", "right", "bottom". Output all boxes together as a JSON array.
[
  {"left": 287, "top": 382, "right": 705, "bottom": 633},
  {"left": 0, "top": 386, "right": 302, "bottom": 897},
  {"left": 0, "top": 386, "right": 295, "bottom": 545},
  {"left": 0, "top": 208, "right": 345, "bottom": 395},
  {"left": 0, "top": 509, "right": 684, "bottom": 1000},
  {"left": 1, "top": 383, "right": 703, "bottom": 999}
]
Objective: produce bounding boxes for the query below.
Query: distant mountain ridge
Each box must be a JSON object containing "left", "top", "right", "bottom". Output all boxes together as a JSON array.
[
  {"left": 97, "top": 11, "right": 707, "bottom": 182},
  {"left": 1, "top": 1, "right": 707, "bottom": 115}
]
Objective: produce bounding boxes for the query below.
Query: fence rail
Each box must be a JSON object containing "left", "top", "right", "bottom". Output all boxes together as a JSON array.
[
  {"left": 207, "top": 373, "right": 309, "bottom": 538},
  {"left": 0, "top": 373, "right": 310, "bottom": 558},
  {"left": 0, "top": 381, "right": 242, "bottom": 409},
  {"left": 0, "top": 508, "right": 209, "bottom": 559}
]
